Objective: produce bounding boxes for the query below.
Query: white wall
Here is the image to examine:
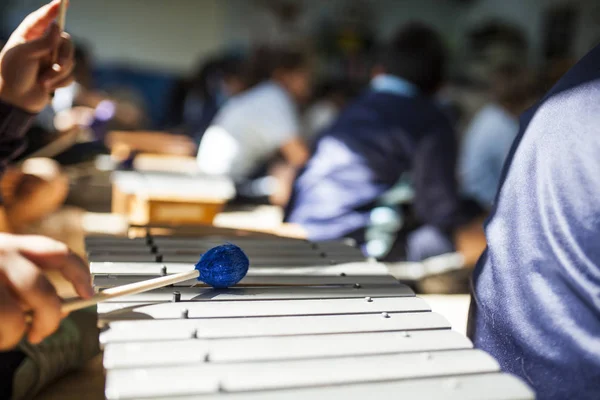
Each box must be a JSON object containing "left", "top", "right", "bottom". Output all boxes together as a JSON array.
[
  {"left": 220, "top": 0, "right": 600, "bottom": 62},
  {"left": 6, "top": 0, "right": 599, "bottom": 73},
  {"left": 221, "top": 0, "right": 462, "bottom": 47},
  {"left": 575, "top": 1, "right": 600, "bottom": 56},
  {"left": 5, "top": 0, "right": 226, "bottom": 74},
  {"left": 372, "top": 0, "right": 462, "bottom": 41}
]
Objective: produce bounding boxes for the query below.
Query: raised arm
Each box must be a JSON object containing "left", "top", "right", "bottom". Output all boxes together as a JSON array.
[{"left": 0, "top": 0, "right": 75, "bottom": 174}]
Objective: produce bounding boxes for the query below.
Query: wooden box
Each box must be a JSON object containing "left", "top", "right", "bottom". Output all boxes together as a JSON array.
[{"left": 112, "top": 171, "right": 235, "bottom": 226}]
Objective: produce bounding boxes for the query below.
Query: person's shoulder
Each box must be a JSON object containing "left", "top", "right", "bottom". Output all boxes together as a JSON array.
[
  {"left": 524, "top": 45, "right": 600, "bottom": 138},
  {"left": 341, "top": 91, "right": 408, "bottom": 120},
  {"left": 362, "top": 90, "right": 412, "bottom": 108},
  {"left": 525, "top": 79, "right": 600, "bottom": 145},
  {"left": 250, "top": 81, "right": 290, "bottom": 103},
  {"left": 211, "top": 96, "right": 238, "bottom": 122},
  {"left": 502, "top": 47, "right": 600, "bottom": 176},
  {"left": 545, "top": 44, "right": 600, "bottom": 99},
  {"left": 470, "top": 104, "right": 515, "bottom": 135},
  {"left": 326, "top": 92, "right": 384, "bottom": 126},
  {"left": 215, "top": 83, "right": 273, "bottom": 119},
  {"left": 524, "top": 44, "right": 600, "bottom": 129},
  {"left": 476, "top": 104, "right": 508, "bottom": 120}
]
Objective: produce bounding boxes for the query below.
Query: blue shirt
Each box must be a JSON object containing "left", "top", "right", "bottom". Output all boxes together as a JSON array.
[
  {"left": 285, "top": 75, "right": 464, "bottom": 250},
  {"left": 471, "top": 44, "right": 600, "bottom": 400},
  {"left": 370, "top": 74, "right": 418, "bottom": 97},
  {"left": 459, "top": 104, "right": 519, "bottom": 208}
]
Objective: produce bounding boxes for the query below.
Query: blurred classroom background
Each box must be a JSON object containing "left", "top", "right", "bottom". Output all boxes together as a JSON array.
[
  {"left": 3, "top": 0, "right": 598, "bottom": 129},
  {"left": 1, "top": 0, "right": 599, "bottom": 307}
]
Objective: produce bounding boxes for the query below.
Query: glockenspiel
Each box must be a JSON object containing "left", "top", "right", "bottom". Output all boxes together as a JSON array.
[{"left": 88, "top": 234, "right": 534, "bottom": 399}]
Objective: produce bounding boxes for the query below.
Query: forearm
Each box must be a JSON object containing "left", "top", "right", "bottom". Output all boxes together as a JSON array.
[
  {"left": 0, "top": 207, "right": 10, "bottom": 232},
  {"left": 280, "top": 137, "right": 310, "bottom": 171}
]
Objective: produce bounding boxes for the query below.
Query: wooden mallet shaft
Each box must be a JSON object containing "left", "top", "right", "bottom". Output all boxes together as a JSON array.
[
  {"left": 25, "top": 269, "right": 199, "bottom": 323},
  {"left": 25, "top": 269, "right": 349, "bottom": 322},
  {"left": 52, "top": 0, "right": 68, "bottom": 64}
]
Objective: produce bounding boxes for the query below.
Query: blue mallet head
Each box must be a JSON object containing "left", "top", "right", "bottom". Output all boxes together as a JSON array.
[{"left": 194, "top": 243, "right": 249, "bottom": 288}]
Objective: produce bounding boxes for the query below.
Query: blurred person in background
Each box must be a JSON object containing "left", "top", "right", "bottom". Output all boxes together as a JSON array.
[
  {"left": 41, "top": 43, "right": 149, "bottom": 140},
  {"left": 165, "top": 54, "right": 246, "bottom": 144},
  {"left": 460, "top": 64, "right": 539, "bottom": 210},
  {"left": 286, "top": 23, "right": 483, "bottom": 263},
  {"left": 197, "top": 48, "right": 312, "bottom": 206},
  {"left": 47, "top": 43, "right": 94, "bottom": 120},
  {"left": 56, "top": 43, "right": 148, "bottom": 134}
]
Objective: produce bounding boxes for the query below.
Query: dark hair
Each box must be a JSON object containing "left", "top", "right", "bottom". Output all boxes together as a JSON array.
[
  {"left": 72, "top": 42, "right": 94, "bottom": 89},
  {"left": 271, "top": 49, "right": 308, "bottom": 72},
  {"left": 311, "top": 78, "right": 358, "bottom": 104},
  {"left": 75, "top": 45, "right": 90, "bottom": 64},
  {"left": 468, "top": 20, "right": 528, "bottom": 54},
  {"left": 246, "top": 47, "right": 308, "bottom": 87},
  {"left": 190, "top": 54, "right": 245, "bottom": 98},
  {"left": 491, "top": 63, "right": 539, "bottom": 106},
  {"left": 382, "top": 23, "right": 447, "bottom": 94}
]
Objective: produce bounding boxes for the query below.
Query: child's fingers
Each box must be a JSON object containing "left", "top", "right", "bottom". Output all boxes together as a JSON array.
[{"left": 0, "top": 252, "right": 62, "bottom": 345}]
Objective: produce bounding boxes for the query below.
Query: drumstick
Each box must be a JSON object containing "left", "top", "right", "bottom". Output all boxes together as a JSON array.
[
  {"left": 57, "top": 272, "right": 359, "bottom": 317},
  {"left": 66, "top": 270, "right": 346, "bottom": 312},
  {"left": 69, "top": 269, "right": 201, "bottom": 314},
  {"left": 25, "top": 243, "right": 249, "bottom": 323},
  {"left": 49, "top": 0, "right": 68, "bottom": 100},
  {"left": 52, "top": 0, "right": 68, "bottom": 64}
]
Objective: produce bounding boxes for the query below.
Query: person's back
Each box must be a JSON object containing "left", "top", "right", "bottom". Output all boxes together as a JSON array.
[
  {"left": 199, "top": 81, "right": 297, "bottom": 180},
  {"left": 460, "top": 64, "right": 536, "bottom": 209},
  {"left": 197, "top": 49, "right": 310, "bottom": 184},
  {"left": 286, "top": 23, "right": 467, "bottom": 261},
  {"left": 470, "top": 44, "right": 600, "bottom": 399},
  {"left": 165, "top": 55, "right": 246, "bottom": 142},
  {"left": 460, "top": 103, "right": 518, "bottom": 207},
  {"left": 286, "top": 83, "right": 456, "bottom": 235}
]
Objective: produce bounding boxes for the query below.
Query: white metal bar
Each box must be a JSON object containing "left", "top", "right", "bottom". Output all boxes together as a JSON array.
[
  {"left": 90, "top": 262, "right": 390, "bottom": 276},
  {"left": 104, "top": 349, "right": 500, "bottom": 399},
  {"left": 98, "top": 296, "right": 429, "bottom": 321},
  {"left": 103, "top": 329, "right": 471, "bottom": 368},
  {"left": 93, "top": 274, "right": 400, "bottom": 288},
  {"left": 99, "top": 284, "right": 414, "bottom": 303},
  {"left": 100, "top": 312, "right": 449, "bottom": 343},
  {"left": 135, "top": 374, "right": 534, "bottom": 400}
]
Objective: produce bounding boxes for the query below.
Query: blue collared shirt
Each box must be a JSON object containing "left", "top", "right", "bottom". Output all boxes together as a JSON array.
[
  {"left": 371, "top": 74, "right": 419, "bottom": 97},
  {"left": 459, "top": 104, "right": 519, "bottom": 208}
]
